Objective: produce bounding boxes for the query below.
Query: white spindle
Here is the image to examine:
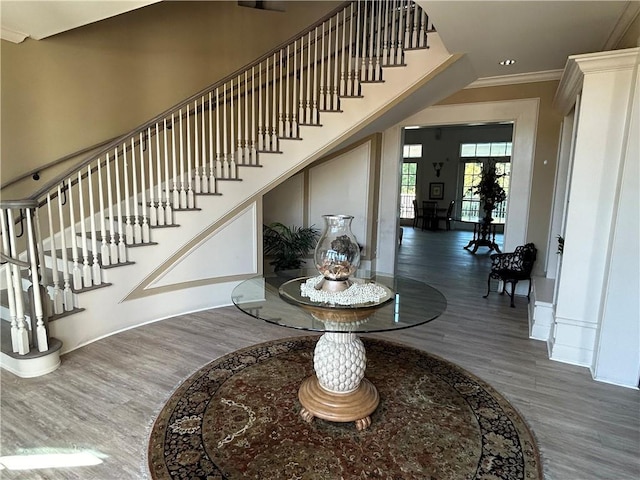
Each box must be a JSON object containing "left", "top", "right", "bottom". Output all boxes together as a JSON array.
[
  {"left": 250, "top": 68, "right": 257, "bottom": 162},
  {"left": 97, "top": 159, "right": 110, "bottom": 266},
  {"left": 236, "top": 76, "right": 242, "bottom": 161},
  {"left": 164, "top": 119, "right": 174, "bottom": 219},
  {"left": 77, "top": 171, "right": 92, "bottom": 287},
  {"left": 171, "top": 115, "right": 180, "bottom": 208},
  {"left": 123, "top": 144, "right": 134, "bottom": 244},
  {"left": 244, "top": 72, "right": 250, "bottom": 161},
  {"left": 320, "top": 24, "right": 326, "bottom": 111},
  {"left": 1, "top": 209, "right": 19, "bottom": 352},
  {"left": 375, "top": 1, "right": 382, "bottom": 79},
  {"left": 6, "top": 210, "right": 29, "bottom": 354},
  {"left": 114, "top": 146, "right": 127, "bottom": 259},
  {"left": 201, "top": 97, "right": 209, "bottom": 192},
  {"left": 154, "top": 125, "right": 165, "bottom": 225},
  {"left": 313, "top": 27, "right": 319, "bottom": 121},
  {"left": 147, "top": 128, "right": 157, "bottom": 227},
  {"left": 347, "top": 4, "right": 354, "bottom": 96},
  {"left": 68, "top": 178, "right": 82, "bottom": 290},
  {"left": 194, "top": 100, "right": 201, "bottom": 194},
  {"left": 131, "top": 138, "right": 143, "bottom": 244},
  {"left": 56, "top": 185, "right": 73, "bottom": 310},
  {"left": 304, "top": 32, "right": 313, "bottom": 125},
  {"left": 179, "top": 110, "right": 187, "bottom": 208},
  {"left": 87, "top": 164, "right": 101, "bottom": 284},
  {"left": 223, "top": 86, "right": 228, "bottom": 176},
  {"left": 278, "top": 50, "right": 284, "bottom": 136},
  {"left": 285, "top": 45, "right": 291, "bottom": 138},
  {"left": 216, "top": 89, "right": 223, "bottom": 178},
  {"left": 25, "top": 208, "right": 48, "bottom": 352},
  {"left": 257, "top": 65, "right": 264, "bottom": 151},
  {"left": 333, "top": 15, "right": 340, "bottom": 109},
  {"left": 292, "top": 42, "right": 298, "bottom": 137},
  {"left": 106, "top": 152, "right": 118, "bottom": 262},
  {"left": 230, "top": 78, "right": 237, "bottom": 179},
  {"left": 187, "top": 104, "right": 195, "bottom": 207},
  {"left": 271, "top": 53, "right": 278, "bottom": 149},
  {"left": 46, "top": 194, "right": 63, "bottom": 314},
  {"left": 139, "top": 132, "right": 150, "bottom": 243},
  {"left": 209, "top": 93, "right": 217, "bottom": 185}
]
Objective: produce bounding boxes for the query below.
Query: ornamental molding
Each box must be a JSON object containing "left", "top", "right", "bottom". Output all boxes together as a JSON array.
[{"left": 554, "top": 48, "right": 640, "bottom": 115}]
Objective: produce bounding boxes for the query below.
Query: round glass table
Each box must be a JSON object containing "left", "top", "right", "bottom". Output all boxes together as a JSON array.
[{"left": 232, "top": 269, "right": 446, "bottom": 430}]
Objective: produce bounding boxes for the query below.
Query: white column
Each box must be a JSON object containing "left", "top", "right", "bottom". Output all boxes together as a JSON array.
[{"left": 551, "top": 48, "right": 639, "bottom": 376}]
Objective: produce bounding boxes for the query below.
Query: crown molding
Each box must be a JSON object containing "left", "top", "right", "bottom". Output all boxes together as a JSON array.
[
  {"left": 0, "top": 26, "right": 29, "bottom": 44},
  {"left": 554, "top": 48, "right": 640, "bottom": 114},
  {"left": 465, "top": 70, "right": 563, "bottom": 89}
]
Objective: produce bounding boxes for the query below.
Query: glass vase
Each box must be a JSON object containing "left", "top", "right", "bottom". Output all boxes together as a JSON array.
[{"left": 314, "top": 214, "right": 360, "bottom": 292}]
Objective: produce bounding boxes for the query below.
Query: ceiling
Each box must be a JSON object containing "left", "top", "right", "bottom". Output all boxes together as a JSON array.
[{"left": 1, "top": 1, "right": 638, "bottom": 82}]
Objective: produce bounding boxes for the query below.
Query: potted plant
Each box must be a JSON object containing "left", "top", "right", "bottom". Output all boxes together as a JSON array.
[
  {"left": 475, "top": 160, "right": 507, "bottom": 225},
  {"left": 263, "top": 222, "right": 319, "bottom": 271}
]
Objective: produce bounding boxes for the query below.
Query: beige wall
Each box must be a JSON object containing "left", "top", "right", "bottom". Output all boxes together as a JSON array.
[
  {"left": 0, "top": 1, "right": 339, "bottom": 188},
  {"left": 437, "top": 81, "right": 563, "bottom": 267}
]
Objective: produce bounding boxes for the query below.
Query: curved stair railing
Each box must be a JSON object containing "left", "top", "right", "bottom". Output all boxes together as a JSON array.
[{"left": 0, "top": 0, "right": 434, "bottom": 360}]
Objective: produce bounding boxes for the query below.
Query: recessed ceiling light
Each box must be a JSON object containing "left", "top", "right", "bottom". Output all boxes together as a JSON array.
[{"left": 500, "top": 59, "right": 516, "bottom": 66}]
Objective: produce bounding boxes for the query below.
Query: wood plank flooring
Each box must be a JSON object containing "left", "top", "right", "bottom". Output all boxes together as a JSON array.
[{"left": 1, "top": 227, "right": 638, "bottom": 479}]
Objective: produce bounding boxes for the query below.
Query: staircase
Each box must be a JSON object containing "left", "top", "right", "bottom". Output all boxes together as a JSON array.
[{"left": 0, "top": 0, "right": 460, "bottom": 377}]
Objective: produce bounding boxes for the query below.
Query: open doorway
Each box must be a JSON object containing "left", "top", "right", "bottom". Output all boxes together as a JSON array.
[{"left": 399, "top": 123, "right": 514, "bottom": 234}]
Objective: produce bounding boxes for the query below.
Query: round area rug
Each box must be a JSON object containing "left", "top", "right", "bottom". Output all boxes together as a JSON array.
[{"left": 148, "top": 337, "right": 542, "bottom": 480}]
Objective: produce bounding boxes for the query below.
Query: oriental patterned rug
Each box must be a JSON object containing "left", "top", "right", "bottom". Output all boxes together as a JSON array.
[{"left": 148, "top": 337, "right": 542, "bottom": 480}]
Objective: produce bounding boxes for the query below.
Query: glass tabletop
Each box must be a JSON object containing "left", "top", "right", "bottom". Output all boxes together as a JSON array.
[{"left": 231, "top": 269, "right": 447, "bottom": 333}]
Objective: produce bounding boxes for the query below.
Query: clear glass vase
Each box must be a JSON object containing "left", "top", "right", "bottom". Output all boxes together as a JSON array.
[{"left": 314, "top": 215, "right": 360, "bottom": 291}]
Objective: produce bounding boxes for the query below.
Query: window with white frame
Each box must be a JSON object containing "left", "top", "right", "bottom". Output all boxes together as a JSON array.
[
  {"left": 400, "top": 144, "right": 422, "bottom": 218},
  {"left": 459, "top": 142, "right": 512, "bottom": 222}
]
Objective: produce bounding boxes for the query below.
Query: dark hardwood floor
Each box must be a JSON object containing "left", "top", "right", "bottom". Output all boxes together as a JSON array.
[{"left": 1, "top": 226, "right": 638, "bottom": 479}]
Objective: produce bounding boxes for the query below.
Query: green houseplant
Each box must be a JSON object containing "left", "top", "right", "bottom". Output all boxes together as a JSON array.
[
  {"left": 475, "top": 160, "right": 507, "bottom": 224},
  {"left": 263, "top": 223, "right": 319, "bottom": 271}
]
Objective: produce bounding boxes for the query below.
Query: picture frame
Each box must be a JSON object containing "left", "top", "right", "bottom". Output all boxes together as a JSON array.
[{"left": 429, "top": 182, "right": 444, "bottom": 200}]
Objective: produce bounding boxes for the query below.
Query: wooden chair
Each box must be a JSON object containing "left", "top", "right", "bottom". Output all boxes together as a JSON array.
[
  {"left": 435, "top": 200, "right": 455, "bottom": 231},
  {"left": 412, "top": 200, "right": 425, "bottom": 229},
  {"left": 422, "top": 201, "right": 437, "bottom": 230},
  {"left": 483, "top": 243, "right": 537, "bottom": 307}
]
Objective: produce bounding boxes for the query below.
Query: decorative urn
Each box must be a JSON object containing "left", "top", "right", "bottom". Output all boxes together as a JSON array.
[{"left": 314, "top": 214, "right": 360, "bottom": 292}]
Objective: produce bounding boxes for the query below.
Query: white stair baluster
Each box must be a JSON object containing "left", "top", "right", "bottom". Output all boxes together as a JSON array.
[
  {"left": 171, "top": 115, "right": 180, "bottom": 207},
  {"left": 215, "top": 89, "right": 223, "bottom": 179},
  {"left": 147, "top": 127, "right": 158, "bottom": 226},
  {"left": 77, "top": 171, "right": 92, "bottom": 287},
  {"left": 178, "top": 110, "right": 187, "bottom": 208},
  {"left": 271, "top": 53, "right": 278, "bottom": 150},
  {"left": 139, "top": 132, "right": 151, "bottom": 243},
  {"left": 123, "top": 143, "right": 134, "bottom": 245},
  {"left": 201, "top": 96, "right": 209, "bottom": 192},
  {"left": 56, "top": 185, "right": 74, "bottom": 310},
  {"left": 86, "top": 164, "right": 101, "bottom": 284},
  {"left": 164, "top": 119, "right": 174, "bottom": 221},
  {"left": 131, "top": 138, "right": 142, "bottom": 244},
  {"left": 312, "top": 28, "right": 319, "bottom": 122},
  {"left": 186, "top": 104, "right": 195, "bottom": 207},
  {"left": 114, "top": 147, "right": 127, "bottom": 259},
  {"left": 6, "top": 209, "right": 29, "bottom": 355},
  {"left": 194, "top": 100, "right": 201, "bottom": 194},
  {"left": 1, "top": 209, "right": 20, "bottom": 352},
  {"left": 97, "top": 159, "right": 110, "bottom": 265},
  {"left": 26, "top": 208, "right": 48, "bottom": 352},
  {"left": 153, "top": 126, "right": 164, "bottom": 225},
  {"left": 46, "top": 194, "right": 63, "bottom": 314},
  {"left": 106, "top": 152, "right": 118, "bottom": 262},
  {"left": 67, "top": 178, "right": 82, "bottom": 290}
]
